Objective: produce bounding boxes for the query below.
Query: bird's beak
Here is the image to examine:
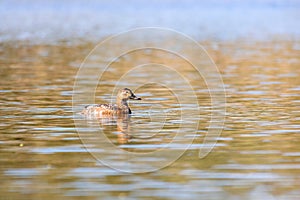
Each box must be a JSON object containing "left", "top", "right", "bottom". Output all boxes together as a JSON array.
[{"left": 130, "top": 95, "right": 141, "bottom": 100}]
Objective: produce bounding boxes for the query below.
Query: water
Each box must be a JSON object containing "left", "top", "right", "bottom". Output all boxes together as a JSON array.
[
  {"left": 1, "top": 1, "right": 300, "bottom": 200},
  {"left": 1, "top": 0, "right": 300, "bottom": 42},
  {"left": 1, "top": 38, "right": 299, "bottom": 199}
]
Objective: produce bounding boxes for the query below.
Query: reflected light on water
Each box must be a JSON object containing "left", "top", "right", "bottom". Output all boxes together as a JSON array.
[{"left": 0, "top": 1, "right": 300, "bottom": 199}]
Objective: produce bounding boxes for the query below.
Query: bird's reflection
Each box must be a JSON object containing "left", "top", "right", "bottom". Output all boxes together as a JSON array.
[
  {"left": 115, "top": 115, "right": 131, "bottom": 144},
  {"left": 86, "top": 114, "right": 132, "bottom": 144}
]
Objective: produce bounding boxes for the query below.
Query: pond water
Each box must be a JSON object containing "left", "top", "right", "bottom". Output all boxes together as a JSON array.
[{"left": 0, "top": 38, "right": 299, "bottom": 199}]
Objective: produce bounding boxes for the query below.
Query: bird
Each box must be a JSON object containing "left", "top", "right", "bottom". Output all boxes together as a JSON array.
[{"left": 81, "top": 88, "right": 141, "bottom": 117}]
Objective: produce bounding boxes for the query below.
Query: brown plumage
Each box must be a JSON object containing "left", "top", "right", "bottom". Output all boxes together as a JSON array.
[{"left": 81, "top": 88, "right": 141, "bottom": 117}]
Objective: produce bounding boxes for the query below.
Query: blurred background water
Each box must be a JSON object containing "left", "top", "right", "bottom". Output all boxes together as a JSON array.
[
  {"left": 0, "top": 0, "right": 300, "bottom": 200},
  {"left": 1, "top": 0, "right": 300, "bottom": 42}
]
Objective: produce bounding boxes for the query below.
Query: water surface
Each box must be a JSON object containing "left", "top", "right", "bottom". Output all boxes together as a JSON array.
[{"left": 0, "top": 39, "right": 300, "bottom": 199}]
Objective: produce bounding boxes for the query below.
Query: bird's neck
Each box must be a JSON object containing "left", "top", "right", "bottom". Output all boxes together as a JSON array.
[{"left": 117, "top": 99, "right": 128, "bottom": 108}]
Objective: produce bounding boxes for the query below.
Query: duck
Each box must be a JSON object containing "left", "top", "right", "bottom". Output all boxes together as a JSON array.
[{"left": 81, "top": 88, "right": 141, "bottom": 117}]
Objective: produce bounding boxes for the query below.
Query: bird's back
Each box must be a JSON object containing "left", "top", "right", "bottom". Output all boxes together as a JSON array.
[{"left": 81, "top": 103, "right": 131, "bottom": 117}]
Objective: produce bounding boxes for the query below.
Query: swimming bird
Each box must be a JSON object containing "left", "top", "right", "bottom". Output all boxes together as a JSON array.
[{"left": 81, "top": 88, "right": 141, "bottom": 117}]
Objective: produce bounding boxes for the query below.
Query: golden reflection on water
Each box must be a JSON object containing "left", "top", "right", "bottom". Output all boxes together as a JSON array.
[{"left": 0, "top": 39, "right": 300, "bottom": 199}]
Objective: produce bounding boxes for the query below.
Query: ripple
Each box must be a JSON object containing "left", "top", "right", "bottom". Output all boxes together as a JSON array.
[
  {"left": 29, "top": 145, "right": 91, "bottom": 154},
  {"left": 213, "top": 164, "right": 300, "bottom": 170},
  {"left": 119, "top": 143, "right": 226, "bottom": 150}
]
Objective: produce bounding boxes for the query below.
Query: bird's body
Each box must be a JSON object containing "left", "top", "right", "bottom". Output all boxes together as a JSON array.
[{"left": 81, "top": 88, "right": 141, "bottom": 117}]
